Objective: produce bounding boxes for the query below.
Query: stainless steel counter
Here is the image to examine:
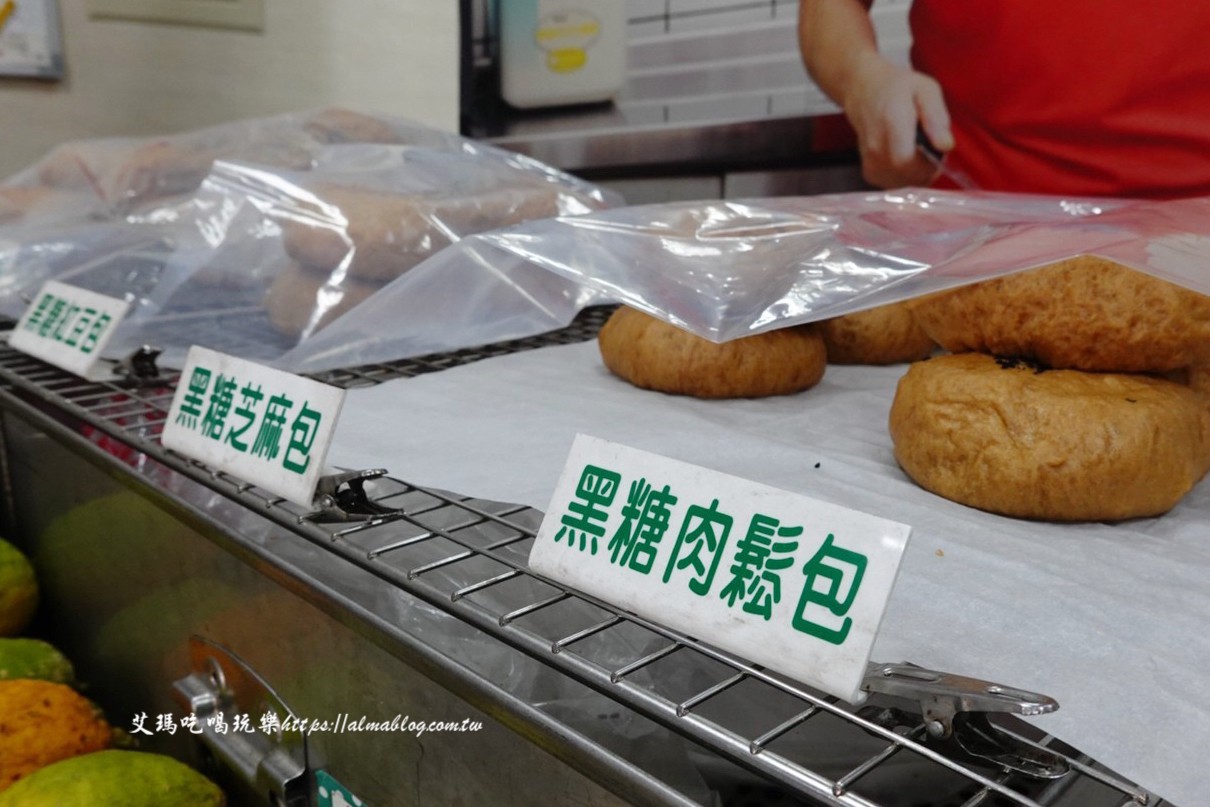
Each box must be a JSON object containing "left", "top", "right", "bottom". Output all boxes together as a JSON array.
[
  {"left": 483, "top": 112, "right": 827, "bottom": 176},
  {"left": 0, "top": 327, "right": 1169, "bottom": 807}
]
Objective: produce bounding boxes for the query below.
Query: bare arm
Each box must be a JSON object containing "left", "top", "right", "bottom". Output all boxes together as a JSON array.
[{"left": 798, "top": 0, "right": 952, "bottom": 188}]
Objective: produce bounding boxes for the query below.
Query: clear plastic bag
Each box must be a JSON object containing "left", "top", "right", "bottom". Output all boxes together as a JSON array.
[
  {"left": 0, "top": 220, "right": 185, "bottom": 319},
  {"left": 8, "top": 111, "right": 1210, "bottom": 376},
  {"left": 0, "top": 107, "right": 472, "bottom": 221},
  {"left": 275, "top": 189, "right": 1210, "bottom": 373},
  {"left": 98, "top": 139, "right": 619, "bottom": 368},
  {"left": 0, "top": 109, "right": 620, "bottom": 367}
]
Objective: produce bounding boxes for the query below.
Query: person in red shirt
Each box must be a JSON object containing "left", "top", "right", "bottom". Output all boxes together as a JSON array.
[{"left": 798, "top": 0, "right": 1210, "bottom": 198}]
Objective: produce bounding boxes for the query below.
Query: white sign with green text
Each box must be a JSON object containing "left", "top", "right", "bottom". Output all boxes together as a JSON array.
[
  {"left": 9, "top": 280, "right": 130, "bottom": 380},
  {"left": 531, "top": 434, "right": 912, "bottom": 704},
  {"left": 162, "top": 346, "right": 346, "bottom": 508}
]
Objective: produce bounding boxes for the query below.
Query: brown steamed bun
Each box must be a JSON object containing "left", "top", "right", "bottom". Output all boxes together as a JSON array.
[
  {"left": 1183, "top": 365, "right": 1210, "bottom": 400},
  {"left": 818, "top": 300, "right": 936, "bottom": 365},
  {"left": 907, "top": 256, "right": 1210, "bottom": 372},
  {"left": 0, "top": 186, "right": 82, "bottom": 223},
  {"left": 888, "top": 353, "right": 1210, "bottom": 522},
  {"left": 302, "top": 107, "right": 403, "bottom": 144},
  {"left": 280, "top": 183, "right": 563, "bottom": 283},
  {"left": 1165, "top": 365, "right": 1210, "bottom": 416},
  {"left": 598, "top": 306, "right": 827, "bottom": 399},
  {"left": 263, "top": 260, "right": 382, "bottom": 338},
  {"left": 280, "top": 183, "right": 441, "bottom": 282}
]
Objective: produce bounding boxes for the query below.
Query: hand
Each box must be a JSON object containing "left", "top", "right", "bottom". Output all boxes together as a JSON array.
[{"left": 843, "top": 55, "right": 953, "bottom": 188}]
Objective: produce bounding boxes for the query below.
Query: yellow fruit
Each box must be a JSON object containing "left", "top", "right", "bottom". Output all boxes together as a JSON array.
[
  {"left": 0, "top": 538, "right": 37, "bottom": 637},
  {"left": 0, "top": 750, "right": 225, "bottom": 806},
  {"left": 0, "top": 679, "right": 111, "bottom": 790}
]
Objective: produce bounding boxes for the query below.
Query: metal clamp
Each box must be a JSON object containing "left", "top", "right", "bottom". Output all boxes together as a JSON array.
[
  {"left": 309, "top": 468, "right": 400, "bottom": 522},
  {"left": 862, "top": 661, "right": 1068, "bottom": 779},
  {"left": 112, "top": 345, "right": 163, "bottom": 385},
  {"left": 172, "top": 636, "right": 309, "bottom": 806}
]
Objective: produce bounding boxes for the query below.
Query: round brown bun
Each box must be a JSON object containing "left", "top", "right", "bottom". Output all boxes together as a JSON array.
[
  {"left": 907, "top": 256, "right": 1210, "bottom": 373},
  {"left": 1165, "top": 365, "right": 1210, "bottom": 415},
  {"left": 889, "top": 353, "right": 1210, "bottom": 521},
  {"left": 280, "top": 183, "right": 562, "bottom": 283},
  {"left": 280, "top": 184, "right": 441, "bottom": 282},
  {"left": 263, "top": 260, "right": 382, "bottom": 338},
  {"left": 303, "top": 107, "right": 403, "bottom": 144},
  {"left": 0, "top": 186, "right": 88, "bottom": 223},
  {"left": 110, "top": 140, "right": 221, "bottom": 205},
  {"left": 597, "top": 306, "right": 826, "bottom": 399},
  {"left": 1186, "top": 365, "right": 1210, "bottom": 399},
  {"left": 818, "top": 300, "right": 936, "bottom": 365}
]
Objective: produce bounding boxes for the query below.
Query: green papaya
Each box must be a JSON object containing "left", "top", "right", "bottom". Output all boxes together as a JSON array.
[
  {"left": 0, "top": 638, "right": 74, "bottom": 684},
  {"left": 0, "top": 750, "right": 224, "bottom": 806},
  {"left": 0, "top": 537, "right": 37, "bottom": 637}
]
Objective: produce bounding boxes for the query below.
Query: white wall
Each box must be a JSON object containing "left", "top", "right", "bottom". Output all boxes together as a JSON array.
[{"left": 0, "top": 0, "right": 460, "bottom": 178}]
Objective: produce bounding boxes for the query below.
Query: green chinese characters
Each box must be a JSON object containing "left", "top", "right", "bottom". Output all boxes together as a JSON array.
[
  {"left": 791, "top": 534, "right": 868, "bottom": 645},
  {"left": 173, "top": 365, "right": 323, "bottom": 475},
  {"left": 22, "top": 291, "right": 112, "bottom": 354},
  {"left": 717, "top": 513, "right": 801, "bottom": 621},
  {"left": 608, "top": 477, "right": 677, "bottom": 573},
  {"left": 552, "top": 463, "right": 870, "bottom": 645},
  {"left": 554, "top": 464, "right": 620, "bottom": 554}
]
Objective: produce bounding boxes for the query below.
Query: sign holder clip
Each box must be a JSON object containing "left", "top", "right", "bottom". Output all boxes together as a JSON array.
[
  {"left": 862, "top": 661, "right": 1068, "bottom": 779},
  {"left": 309, "top": 468, "right": 400, "bottom": 523},
  {"left": 112, "top": 344, "right": 163, "bottom": 385}
]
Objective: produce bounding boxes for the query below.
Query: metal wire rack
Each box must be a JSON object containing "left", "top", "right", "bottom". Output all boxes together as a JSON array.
[
  {"left": 306, "top": 305, "right": 618, "bottom": 389},
  {"left": 0, "top": 318, "right": 1167, "bottom": 807}
]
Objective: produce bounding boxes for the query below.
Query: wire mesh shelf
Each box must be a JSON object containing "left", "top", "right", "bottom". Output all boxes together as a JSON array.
[
  {"left": 0, "top": 319, "right": 1167, "bottom": 807},
  {"left": 306, "top": 305, "right": 618, "bottom": 389}
]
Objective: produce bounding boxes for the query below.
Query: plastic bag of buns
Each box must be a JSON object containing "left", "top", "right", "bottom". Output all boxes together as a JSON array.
[
  {"left": 11, "top": 110, "right": 1210, "bottom": 378},
  {"left": 0, "top": 107, "right": 484, "bottom": 227},
  {"left": 0, "top": 108, "right": 504, "bottom": 313},
  {"left": 257, "top": 143, "right": 613, "bottom": 341},
  {"left": 0, "top": 109, "right": 617, "bottom": 366},
  {"left": 90, "top": 128, "right": 618, "bottom": 370},
  {"left": 275, "top": 189, "right": 1210, "bottom": 374},
  {"left": 0, "top": 221, "right": 187, "bottom": 320}
]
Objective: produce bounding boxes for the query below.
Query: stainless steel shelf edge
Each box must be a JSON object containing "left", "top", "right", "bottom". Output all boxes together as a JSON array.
[
  {"left": 0, "top": 341, "right": 1165, "bottom": 807},
  {"left": 0, "top": 383, "right": 704, "bottom": 807}
]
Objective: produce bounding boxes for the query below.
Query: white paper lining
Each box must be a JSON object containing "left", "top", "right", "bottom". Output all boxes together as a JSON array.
[{"left": 330, "top": 341, "right": 1210, "bottom": 807}]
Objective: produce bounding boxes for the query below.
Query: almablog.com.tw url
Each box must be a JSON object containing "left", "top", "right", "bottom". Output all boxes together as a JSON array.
[{"left": 130, "top": 711, "right": 485, "bottom": 737}]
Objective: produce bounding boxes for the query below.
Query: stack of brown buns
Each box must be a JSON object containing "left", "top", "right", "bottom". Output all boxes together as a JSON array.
[
  {"left": 302, "top": 107, "right": 406, "bottom": 145},
  {"left": 24, "top": 108, "right": 401, "bottom": 216},
  {"left": 0, "top": 187, "right": 89, "bottom": 225},
  {"left": 817, "top": 299, "right": 936, "bottom": 365},
  {"left": 598, "top": 293, "right": 941, "bottom": 401},
  {"left": 263, "top": 182, "right": 566, "bottom": 338},
  {"left": 33, "top": 132, "right": 313, "bottom": 213},
  {"left": 596, "top": 294, "right": 936, "bottom": 400},
  {"left": 890, "top": 256, "right": 1210, "bottom": 521}
]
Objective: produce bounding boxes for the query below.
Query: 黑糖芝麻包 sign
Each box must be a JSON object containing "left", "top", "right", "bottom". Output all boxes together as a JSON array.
[{"left": 162, "top": 346, "right": 345, "bottom": 508}]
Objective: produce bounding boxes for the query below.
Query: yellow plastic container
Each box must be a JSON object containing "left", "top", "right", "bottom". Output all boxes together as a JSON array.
[{"left": 499, "top": 1, "right": 626, "bottom": 109}]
